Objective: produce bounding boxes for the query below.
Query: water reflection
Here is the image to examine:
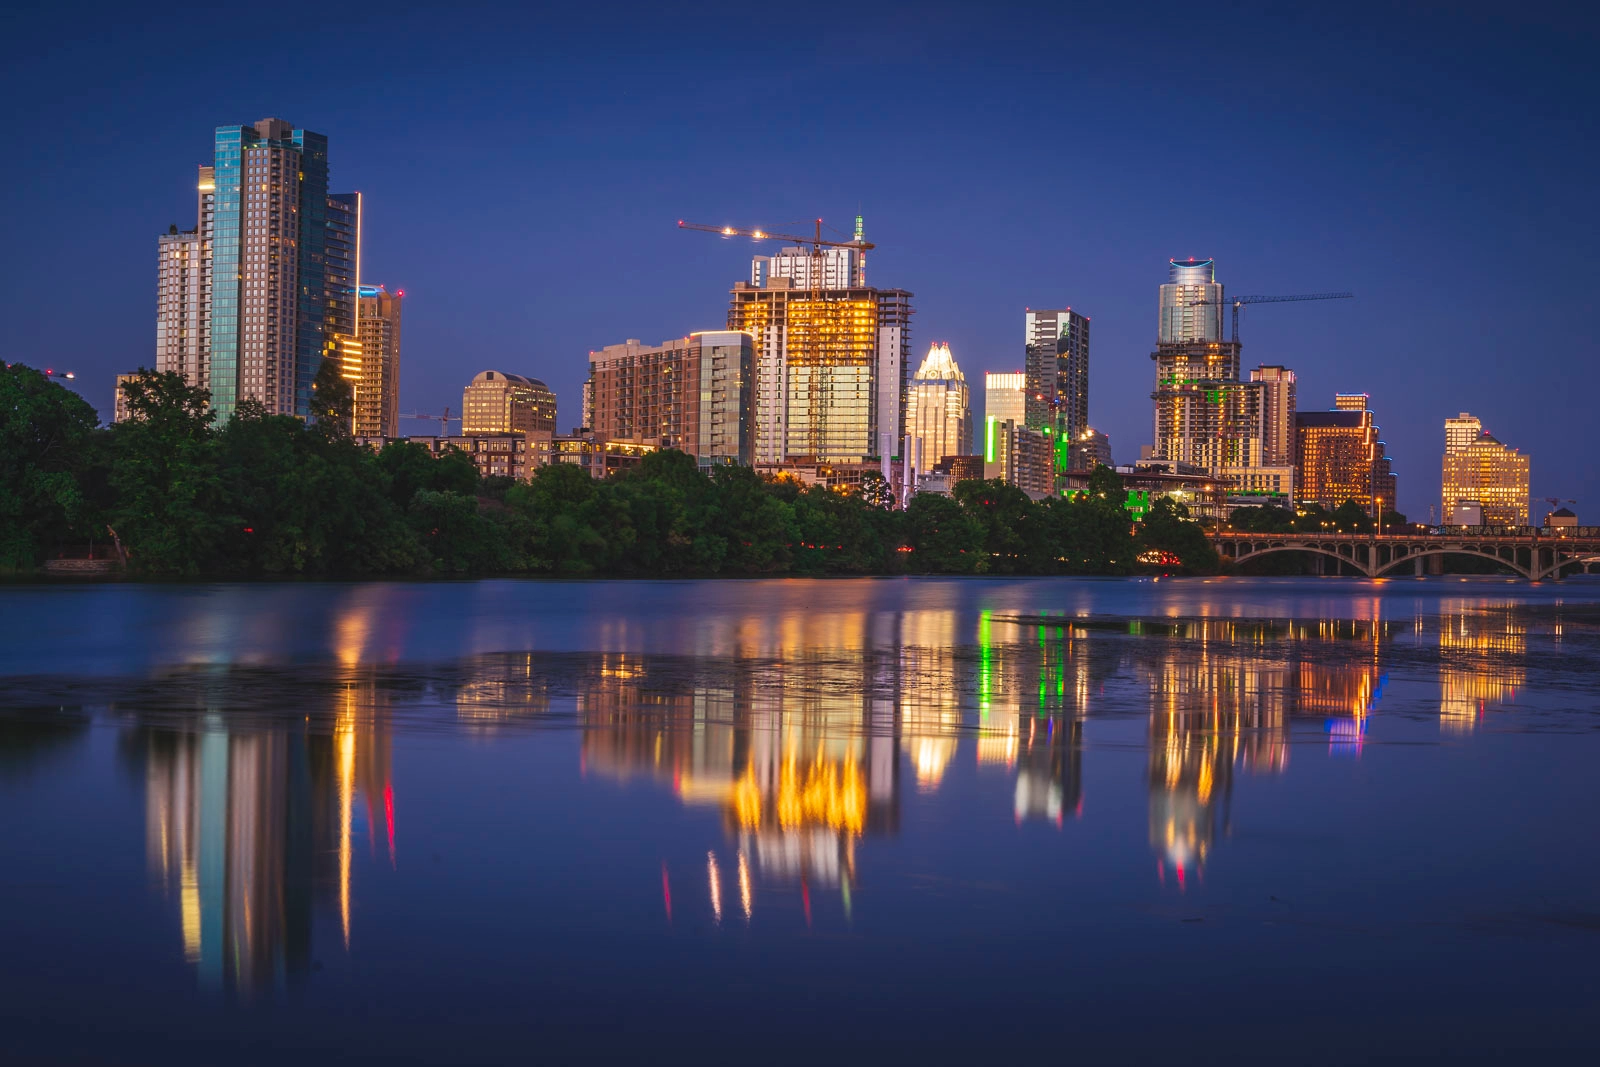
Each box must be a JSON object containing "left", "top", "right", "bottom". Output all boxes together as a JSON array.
[
  {"left": 5, "top": 586, "right": 1576, "bottom": 980},
  {"left": 1438, "top": 608, "right": 1526, "bottom": 733},
  {"left": 137, "top": 689, "right": 392, "bottom": 996}
]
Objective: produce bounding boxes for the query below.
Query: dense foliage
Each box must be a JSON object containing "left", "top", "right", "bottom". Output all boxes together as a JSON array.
[{"left": 2, "top": 364, "right": 1220, "bottom": 579}]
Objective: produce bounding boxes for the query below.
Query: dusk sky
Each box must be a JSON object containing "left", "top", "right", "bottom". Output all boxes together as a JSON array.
[{"left": 4, "top": 2, "right": 1596, "bottom": 517}]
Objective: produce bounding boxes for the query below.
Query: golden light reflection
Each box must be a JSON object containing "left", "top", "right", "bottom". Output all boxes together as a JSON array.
[
  {"left": 738, "top": 850, "right": 752, "bottom": 919},
  {"left": 707, "top": 852, "right": 722, "bottom": 923}
]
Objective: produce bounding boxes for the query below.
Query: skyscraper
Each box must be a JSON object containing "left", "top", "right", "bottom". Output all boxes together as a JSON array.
[
  {"left": 728, "top": 228, "right": 912, "bottom": 464},
  {"left": 1147, "top": 259, "right": 1294, "bottom": 501},
  {"left": 586, "top": 332, "right": 754, "bottom": 468},
  {"left": 1441, "top": 414, "right": 1529, "bottom": 525},
  {"left": 1158, "top": 258, "right": 1225, "bottom": 344},
  {"left": 144, "top": 118, "right": 363, "bottom": 421},
  {"left": 904, "top": 343, "right": 971, "bottom": 473},
  {"left": 1023, "top": 308, "right": 1090, "bottom": 450},
  {"left": 356, "top": 286, "right": 402, "bottom": 438}
]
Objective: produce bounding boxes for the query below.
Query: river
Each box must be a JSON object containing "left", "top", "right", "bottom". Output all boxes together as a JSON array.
[{"left": 1, "top": 577, "right": 1596, "bottom": 1064}]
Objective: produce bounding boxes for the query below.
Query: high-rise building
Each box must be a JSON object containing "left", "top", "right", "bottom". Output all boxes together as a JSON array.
[
  {"left": 1023, "top": 309, "right": 1090, "bottom": 449},
  {"left": 461, "top": 371, "right": 558, "bottom": 436},
  {"left": 1158, "top": 258, "right": 1225, "bottom": 344},
  {"left": 585, "top": 332, "right": 754, "bottom": 468},
  {"left": 143, "top": 118, "right": 364, "bottom": 421},
  {"left": 355, "top": 286, "right": 402, "bottom": 438},
  {"left": 1295, "top": 394, "right": 1397, "bottom": 511},
  {"left": 904, "top": 343, "right": 971, "bottom": 472},
  {"left": 1249, "top": 365, "right": 1297, "bottom": 467},
  {"left": 1445, "top": 412, "right": 1483, "bottom": 455},
  {"left": 1147, "top": 259, "right": 1297, "bottom": 503},
  {"left": 985, "top": 371, "right": 1026, "bottom": 428},
  {"left": 1441, "top": 414, "right": 1529, "bottom": 525},
  {"left": 727, "top": 227, "right": 912, "bottom": 464}
]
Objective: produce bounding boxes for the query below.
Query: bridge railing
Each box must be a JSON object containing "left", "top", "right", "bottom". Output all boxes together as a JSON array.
[{"left": 1211, "top": 527, "right": 1600, "bottom": 541}]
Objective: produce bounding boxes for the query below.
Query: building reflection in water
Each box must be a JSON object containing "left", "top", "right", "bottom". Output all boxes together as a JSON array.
[
  {"left": 141, "top": 676, "right": 393, "bottom": 996},
  {"left": 1139, "top": 614, "right": 1390, "bottom": 883},
  {"left": 579, "top": 650, "right": 897, "bottom": 915},
  {"left": 1437, "top": 607, "right": 1526, "bottom": 733}
]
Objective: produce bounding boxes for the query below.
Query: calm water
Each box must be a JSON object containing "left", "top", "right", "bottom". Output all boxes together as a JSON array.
[{"left": 1, "top": 577, "right": 1597, "bottom": 1064}]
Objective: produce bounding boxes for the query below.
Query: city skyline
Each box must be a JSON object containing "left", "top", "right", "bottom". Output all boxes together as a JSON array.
[{"left": 5, "top": 6, "right": 1596, "bottom": 517}]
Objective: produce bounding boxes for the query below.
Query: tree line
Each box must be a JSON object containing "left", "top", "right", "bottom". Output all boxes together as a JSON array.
[{"left": 2, "top": 364, "right": 1220, "bottom": 579}]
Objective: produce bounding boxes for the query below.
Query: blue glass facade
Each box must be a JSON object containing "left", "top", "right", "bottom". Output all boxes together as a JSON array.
[{"left": 204, "top": 120, "right": 330, "bottom": 419}]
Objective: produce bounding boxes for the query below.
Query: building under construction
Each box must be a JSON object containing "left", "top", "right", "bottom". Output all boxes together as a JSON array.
[{"left": 722, "top": 229, "right": 914, "bottom": 464}]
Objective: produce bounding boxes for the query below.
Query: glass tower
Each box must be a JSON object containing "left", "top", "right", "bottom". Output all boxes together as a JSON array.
[
  {"left": 1158, "top": 259, "right": 1224, "bottom": 343},
  {"left": 184, "top": 118, "right": 336, "bottom": 419}
]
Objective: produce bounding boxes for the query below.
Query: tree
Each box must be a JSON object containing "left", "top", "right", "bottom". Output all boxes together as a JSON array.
[
  {"left": 108, "top": 370, "right": 226, "bottom": 575},
  {"left": 858, "top": 471, "right": 895, "bottom": 510},
  {"left": 0, "top": 363, "right": 101, "bottom": 569},
  {"left": 1138, "top": 496, "right": 1219, "bottom": 573},
  {"left": 953, "top": 478, "right": 1041, "bottom": 573},
  {"left": 1086, "top": 463, "right": 1123, "bottom": 500},
  {"left": 904, "top": 492, "right": 983, "bottom": 573},
  {"left": 309, "top": 356, "right": 354, "bottom": 434},
  {"left": 1330, "top": 499, "right": 1371, "bottom": 533}
]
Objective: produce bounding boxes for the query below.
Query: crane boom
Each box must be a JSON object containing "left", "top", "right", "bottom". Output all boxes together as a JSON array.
[
  {"left": 677, "top": 219, "right": 875, "bottom": 252},
  {"left": 1190, "top": 291, "right": 1354, "bottom": 342}
]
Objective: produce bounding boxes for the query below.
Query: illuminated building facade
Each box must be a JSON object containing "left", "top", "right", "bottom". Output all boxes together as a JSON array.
[
  {"left": 728, "top": 235, "right": 913, "bottom": 464},
  {"left": 1441, "top": 417, "right": 1530, "bottom": 525},
  {"left": 1023, "top": 308, "right": 1090, "bottom": 452},
  {"left": 1294, "top": 394, "right": 1397, "bottom": 511},
  {"left": 1249, "top": 364, "right": 1297, "bottom": 466},
  {"left": 983, "top": 418, "right": 1053, "bottom": 498},
  {"left": 1445, "top": 412, "right": 1482, "bottom": 455},
  {"left": 904, "top": 342, "right": 971, "bottom": 472},
  {"left": 355, "top": 286, "right": 402, "bottom": 439},
  {"left": 406, "top": 433, "right": 547, "bottom": 482},
  {"left": 461, "top": 370, "right": 557, "bottom": 436},
  {"left": 984, "top": 371, "right": 1025, "bottom": 428},
  {"left": 586, "top": 331, "right": 754, "bottom": 467},
  {"left": 139, "top": 119, "right": 369, "bottom": 421}
]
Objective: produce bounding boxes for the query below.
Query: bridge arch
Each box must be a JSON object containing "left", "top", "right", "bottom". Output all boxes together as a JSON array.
[
  {"left": 1538, "top": 553, "right": 1600, "bottom": 581},
  {"left": 1371, "top": 548, "right": 1532, "bottom": 580},
  {"left": 1224, "top": 544, "right": 1375, "bottom": 576}
]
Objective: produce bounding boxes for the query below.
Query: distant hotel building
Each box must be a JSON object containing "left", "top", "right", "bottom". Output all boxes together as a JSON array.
[
  {"left": 461, "top": 370, "right": 557, "bottom": 436},
  {"left": 585, "top": 332, "right": 754, "bottom": 468},
  {"left": 1294, "top": 393, "right": 1397, "bottom": 512},
  {"left": 904, "top": 343, "right": 971, "bottom": 473},
  {"left": 984, "top": 371, "right": 1025, "bottom": 428},
  {"left": 353, "top": 285, "right": 402, "bottom": 438},
  {"left": 1441, "top": 412, "right": 1529, "bottom": 525},
  {"left": 727, "top": 225, "right": 913, "bottom": 464},
  {"left": 132, "top": 118, "right": 385, "bottom": 423}
]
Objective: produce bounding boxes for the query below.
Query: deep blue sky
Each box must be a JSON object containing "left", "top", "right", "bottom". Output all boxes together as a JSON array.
[{"left": 4, "top": 1, "right": 1596, "bottom": 517}]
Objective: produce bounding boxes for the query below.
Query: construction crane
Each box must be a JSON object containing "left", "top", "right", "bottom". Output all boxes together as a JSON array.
[
  {"left": 398, "top": 407, "right": 457, "bottom": 435},
  {"left": 1191, "top": 292, "right": 1354, "bottom": 343},
  {"left": 679, "top": 218, "right": 876, "bottom": 457}
]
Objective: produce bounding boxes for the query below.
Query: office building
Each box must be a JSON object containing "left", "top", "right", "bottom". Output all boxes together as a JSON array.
[
  {"left": 406, "top": 434, "right": 547, "bottom": 482},
  {"left": 727, "top": 226, "right": 913, "bottom": 464},
  {"left": 1445, "top": 412, "right": 1482, "bottom": 455},
  {"left": 113, "top": 374, "right": 136, "bottom": 424},
  {"left": 585, "top": 332, "right": 754, "bottom": 468},
  {"left": 1441, "top": 415, "right": 1529, "bottom": 525},
  {"left": 983, "top": 418, "right": 1052, "bottom": 498},
  {"left": 1158, "top": 258, "right": 1225, "bottom": 344},
  {"left": 355, "top": 286, "right": 402, "bottom": 438},
  {"left": 1068, "top": 428, "right": 1113, "bottom": 472},
  {"left": 1023, "top": 308, "right": 1090, "bottom": 448},
  {"left": 904, "top": 342, "right": 971, "bottom": 472},
  {"left": 461, "top": 370, "right": 558, "bottom": 436},
  {"left": 142, "top": 118, "right": 365, "bottom": 420},
  {"left": 1295, "top": 394, "right": 1395, "bottom": 511},
  {"left": 985, "top": 371, "right": 1025, "bottom": 428},
  {"left": 1249, "top": 365, "right": 1297, "bottom": 467}
]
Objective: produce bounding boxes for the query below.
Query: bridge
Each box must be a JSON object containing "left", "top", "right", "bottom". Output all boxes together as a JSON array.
[{"left": 1211, "top": 527, "right": 1600, "bottom": 581}]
